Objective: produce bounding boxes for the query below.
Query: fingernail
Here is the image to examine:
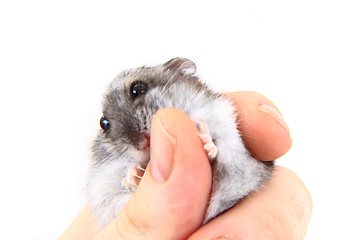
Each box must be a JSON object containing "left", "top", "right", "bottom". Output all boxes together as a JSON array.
[
  {"left": 150, "top": 115, "right": 176, "bottom": 183},
  {"left": 258, "top": 104, "right": 289, "bottom": 132}
]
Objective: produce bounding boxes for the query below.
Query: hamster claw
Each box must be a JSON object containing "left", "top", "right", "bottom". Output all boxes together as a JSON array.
[
  {"left": 136, "top": 164, "right": 146, "bottom": 172},
  {"left": 194, "top": 120, "right": 218, "bottom": 160},
  {"left": 122, "top": 163, "right": 146, "bottom": 193},
  {"left": 122, "top": 178, "right": 133, "bottom": 193}
]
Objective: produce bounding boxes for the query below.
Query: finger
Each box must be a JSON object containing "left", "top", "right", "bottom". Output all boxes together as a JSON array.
[
  {"left": 224, "top": 91, "right": 292, "bottom": 161},
  {"left": 189, "top": 167, "right": 313, "bottom": 240},
  {"left": 94, "top": 108, "right": 212, "bottom": 240},
  {"left": 58, "top": 204, "right": 100, "bottom": 240}
]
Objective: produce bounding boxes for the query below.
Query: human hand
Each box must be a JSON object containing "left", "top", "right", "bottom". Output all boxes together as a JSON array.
[{"left": 58, "top": 91, "right": 312, "bottom": 240}]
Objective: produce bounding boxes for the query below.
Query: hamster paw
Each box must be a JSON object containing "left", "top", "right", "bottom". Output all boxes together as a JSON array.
[
  {"left": 195, "top": 120, "right": 218, "bottom": 160},
  {"left": 122, "top": 163, "right": 146, "bottom": 193}
]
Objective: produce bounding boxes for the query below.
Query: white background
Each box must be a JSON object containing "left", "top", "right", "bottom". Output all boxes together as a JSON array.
[{"left": 0, "top": 1, "right": 359, "bottom": 239}]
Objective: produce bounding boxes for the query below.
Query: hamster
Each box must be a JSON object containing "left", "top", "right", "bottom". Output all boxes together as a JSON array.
[{"left": 87, "top": 57, "right": 274, "bottom": 227}]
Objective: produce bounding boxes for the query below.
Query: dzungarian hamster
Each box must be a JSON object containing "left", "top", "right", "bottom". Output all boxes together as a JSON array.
[{"left": 87, "top": 57, "right": 274, "bottom": 227}]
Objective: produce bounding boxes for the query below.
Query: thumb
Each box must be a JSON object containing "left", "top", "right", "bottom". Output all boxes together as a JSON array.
[{"left": 94, "top": 108, "right": 212, "bottom": 240}]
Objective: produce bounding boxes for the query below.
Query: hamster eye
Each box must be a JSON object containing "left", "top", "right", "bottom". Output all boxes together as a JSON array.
[
  {"left": 100, "top": 116, "right": 111, "bottom": 132},
  {"left": 130, "top": 81, "right": 148, "bottom": 99}
]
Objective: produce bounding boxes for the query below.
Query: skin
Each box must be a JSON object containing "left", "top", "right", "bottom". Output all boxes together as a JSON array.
[{"left": 58, "top": 91, "right": 312, "bottom": 240}]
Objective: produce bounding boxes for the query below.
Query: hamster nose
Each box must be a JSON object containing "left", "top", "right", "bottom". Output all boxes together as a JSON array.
[{"left": 139, "top": 134, "right": 150, "bottom": 150}]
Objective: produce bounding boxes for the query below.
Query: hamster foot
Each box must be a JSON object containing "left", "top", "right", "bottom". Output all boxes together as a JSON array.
[
  {"left": 195, "top": 120, "right": 218, "bottom": 160},
  {"left": 122, "top": 163, "right": 146, "bottom": 193}
]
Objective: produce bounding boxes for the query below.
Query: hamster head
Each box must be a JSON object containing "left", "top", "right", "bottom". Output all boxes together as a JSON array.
[{"left": 92, "top": 57, "right": 208, "bottom": 165}]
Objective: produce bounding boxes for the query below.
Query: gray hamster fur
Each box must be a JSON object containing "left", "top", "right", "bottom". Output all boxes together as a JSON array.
[{"left": 87, "top": 57, "right": 274, "bottom": 227}]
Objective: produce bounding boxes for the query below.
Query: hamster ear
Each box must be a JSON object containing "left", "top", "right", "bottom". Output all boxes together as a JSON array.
[{"left": 164, "top": 57, "right": 197, "bottom": 75}]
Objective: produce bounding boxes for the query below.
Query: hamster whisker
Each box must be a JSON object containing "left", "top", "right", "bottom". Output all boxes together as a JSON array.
[{"left": 159, "top": 74, "right": 176, "bottom": 96}]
